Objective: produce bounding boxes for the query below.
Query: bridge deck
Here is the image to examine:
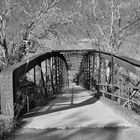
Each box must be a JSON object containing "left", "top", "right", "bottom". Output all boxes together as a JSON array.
[{"left": 10, "top": 84, "right": 140, "bottom": 140}]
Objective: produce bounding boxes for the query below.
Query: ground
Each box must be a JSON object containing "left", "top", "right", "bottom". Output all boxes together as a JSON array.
[{"left": 7, "top": 84, "right": 140, "bottom": 140}]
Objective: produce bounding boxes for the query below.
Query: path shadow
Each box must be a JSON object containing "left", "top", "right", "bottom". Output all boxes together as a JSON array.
[
  {"left": 24, "top": 88, "right": 99, "bottom": 118},
  {"left": 24, "top": 96, "right": 99, "bottom": 118}
]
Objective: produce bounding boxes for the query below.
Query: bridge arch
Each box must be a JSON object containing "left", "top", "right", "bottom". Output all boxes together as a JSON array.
[{"left": 0, "top": 51, "right": 69, "bottom": 118}]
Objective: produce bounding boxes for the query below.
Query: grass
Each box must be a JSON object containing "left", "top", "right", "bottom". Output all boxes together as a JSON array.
[
  {"left": 100, "top": 97, "right": 140, "bottom": 127},
  {"left": 0, "top": 116, "right": 16, "bottom": 139}
]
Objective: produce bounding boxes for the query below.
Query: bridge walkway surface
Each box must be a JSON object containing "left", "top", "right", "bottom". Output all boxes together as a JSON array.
[{"left": 9, "top": 84, "right": 140, "bottom": 140}]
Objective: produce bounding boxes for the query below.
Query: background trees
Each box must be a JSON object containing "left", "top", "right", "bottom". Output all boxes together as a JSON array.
[
  {"left": 66, "top": 0, "right": 140, "bottom": 55},
  {"left": 0, "top": 0, "right": 75, "bottom": 67},
  {"left": 0, "top": 0, "right": 140, "bottom": 69}
]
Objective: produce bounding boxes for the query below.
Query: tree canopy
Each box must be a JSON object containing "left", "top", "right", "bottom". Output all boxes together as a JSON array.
[{"left": 0, "top": 0, "right": 140, "bottom": 68}]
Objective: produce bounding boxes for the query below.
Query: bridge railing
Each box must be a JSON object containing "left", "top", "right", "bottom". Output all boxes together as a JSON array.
[
  {"left": 0, "top": 51, "right": 69, "bottom": 119},
  {"left": 79, "top": 50, "right": 140, "bottom": 114}
]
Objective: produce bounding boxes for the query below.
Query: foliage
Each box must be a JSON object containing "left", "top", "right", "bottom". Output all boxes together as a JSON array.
[
  {"left": 0, "top": 0, "right": 75, "bottom": 68},
  {"left": 0, "top": 0, "right": 140, "bottom": 69},
  {"left": 55, "top": 0, "right": 140, "bottom": 55}
]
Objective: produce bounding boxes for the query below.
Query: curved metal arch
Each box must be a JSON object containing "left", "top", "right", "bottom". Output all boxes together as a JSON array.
[
  {"left": 78, "top": 49, "right": 140, "bottom": 90},
  {"left": 0, "top": 51, "right": 68, "bottom": 117}
]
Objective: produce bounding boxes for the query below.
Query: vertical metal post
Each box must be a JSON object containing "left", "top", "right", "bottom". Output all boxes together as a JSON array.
[
  {"left": 118, "top": 87, "right": 121, "bottom": 105},
  {"left": 102, "top": 59, "right": 106, "bottom": 97},
  {"left": 45, "top": 60, "right": 48, "bottom": 96},
  {"left": 85, "top": 55, "right": 87, "bottom": 88},
  {"left": 34, "top": 67, "right": 36, "bottom": 84},
  {"left": 59, "top": 58, "right": 62, "bottom": 91},
  {"left": 39, "top": 62, "right": 46, "bottom": 97},
  {"left": 84, "top": 56, "right": 86, "bottom": 87},
  {"left": 86, "top": 55, "right": 88, "bottom": 89},
  {"left": 26, "top": 89, "right": 29, "bottom": 113},
  {"left": 62, "top": 60, "right": 65, "bottom": 89},
  {"left": 34, "top": 67, "right": 36, "bottom": 104},
  {"left": 92, "top": 53, "right": 95, "bottom": 91},
  {"left": 82, "top": 57, "right": 85, "bottom": 87},
  {"left": 45, "top": 60, "right": 47, "bottom": 85},
  {"left": 86, "top": 55, "right": 88, "bottom": 88},
  {"left": 83, "top": 55, "right": 86, "bottom": 87},
  {"left": 111, "top": 55, "right": 114, "bottom": 85},
  {"left": 60, "top": 59, "right": 62, "bottom": 90},
  {"left": 98, "top": 51, "right": 101, "bottom": 85},
  {"left": 55, "top": 57, "right": 58, "bottom": 92},
  {"left": 49, "top": 57, "right": 54, "bottom": 95},
  {"left": 111, "top": 54, "right": 114, "bottom": 100},
  {"left": 52, "top": 57, "right": 55, "bottom": 94},
  {"left": 58, "top": 58, "right": 60, "bottom": 91},
  {"left": 88, "top": 53, "right": 91, "bottom": 90},
  {"left": 66, "top": 61, "right": 69, "bottom": 87}
]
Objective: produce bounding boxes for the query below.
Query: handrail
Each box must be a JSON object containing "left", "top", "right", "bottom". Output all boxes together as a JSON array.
[
  {"left": 98, "top": 83, "right": 140, "bottom": 105},
  {"left": 78, "top": 49, "right": 140, "bottom": 113}
]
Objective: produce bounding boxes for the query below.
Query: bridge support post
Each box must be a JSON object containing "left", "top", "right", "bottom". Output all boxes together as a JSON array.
[
  {"left": 111, "top": 55, "right": 114, "bottom": 100},
  {"left": 98, "top": 51, "right": 101, "bottom": 85},
  {"left": 0, "top": 73, "right": 14, "bottom": 130},
  {"left": 45, "top": 60, "right": 48, "bottom": 96},
  {"left": 60, "top": 59, "right": 63, "bottom": 89},
  {"left": 39, "top": 62, "right": 46, "bottom": 98},
  {"left": 33, "top": 67, "right": 37, "bottom": 106},
  {"left": 87, "top": 54, "right": 89, "bottom": 89},
  {"left": 82, "top": 56, "right": 85, "bottom": 87},
  {"left": 53, "top": 57, "right": 57, "bottom": 93},
  {"left": 55, "top": 58, "right": 57, "bottom": 91},
  {"left": 111, "top": 55, "right": 114, "bottom": 85},
  {"left": 92, "top": 53, "right": 95, "bottom": 91},
  {"left": 58, "top": 58, "right": 61, "bottom": 91},
  {"left": 48, "top": 58, "right": 54, "bottom": 95},
  {"left": 88, "top": 53, "right": 91, "bottom": 90},
  {"left": 0, "top": 73, "right": 14, "bottom": 117},
  {"left": 49, "top": 57, "right": 55, "bottom": 94},
  {"left": 85, "top": 55, "right": 88, "bottom": 89}
]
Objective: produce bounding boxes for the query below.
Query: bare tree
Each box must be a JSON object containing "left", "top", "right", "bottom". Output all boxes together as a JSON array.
[
  {"left": 92, "top": 0, "right": 140, "bottom": 53},
  {"left": 0, "top": 0, "right": 75, "bottom": 67},
  {"left": 66, "top": 0, "right": 140, "bottom": 54}
]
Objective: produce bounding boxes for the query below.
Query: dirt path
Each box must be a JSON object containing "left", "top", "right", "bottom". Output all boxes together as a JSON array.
[{"left": 9, "top": 84, "right": 140, "bottom": 140}]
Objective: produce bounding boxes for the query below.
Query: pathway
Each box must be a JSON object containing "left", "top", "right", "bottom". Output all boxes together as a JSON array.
[{"left": 9, "top": 84, "right": 140, "bottom": 140}]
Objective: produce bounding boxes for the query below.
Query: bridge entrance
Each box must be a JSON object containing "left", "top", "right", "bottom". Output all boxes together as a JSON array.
[{"left": 0, "top": 49, "right": 140, "bottom": 121}]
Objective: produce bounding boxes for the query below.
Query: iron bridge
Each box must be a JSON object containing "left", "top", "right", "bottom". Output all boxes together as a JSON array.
[{"left": 0, "top": 49, "right": 140, "bottom": 120}]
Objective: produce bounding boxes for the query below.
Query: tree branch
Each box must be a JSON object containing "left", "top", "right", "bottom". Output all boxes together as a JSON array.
[
  {"left": 110, "top": 0, "right": 114, "bottom": 38},
  {"left": 118, "top": 17, "right": 140, "bottom": 35}
]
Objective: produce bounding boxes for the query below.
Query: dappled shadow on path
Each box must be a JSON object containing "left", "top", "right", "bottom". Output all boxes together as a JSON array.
[
  {"left": 24, "top": 87, "right": 99, "bottom": 118},
  {"left": 8, "top": 86, "right": 134, "bottom": 140}
]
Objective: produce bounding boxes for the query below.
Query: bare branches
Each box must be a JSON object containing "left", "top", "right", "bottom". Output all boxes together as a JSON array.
[
  {"left": 0, "top": 0, "right": 64, "bottom": 66},
  {"left": 88, "top": 0, "right": 140, "bottom": 53},
  {"left": 0, "top": 0, "right": 140, "bottom": 66},
  {"left": 92, "top": 0, "right": 97, "bottom": 18},
  {"left": 118, "top": 17, "right": 140, "bottom": 35},
  {"left": 110, "top": 0, "right": 114, "bottom": 39}
]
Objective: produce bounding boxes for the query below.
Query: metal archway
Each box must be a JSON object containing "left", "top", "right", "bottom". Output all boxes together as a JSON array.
[{"left": 0, "top": 51, "right": 69, "bottom": 118}]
